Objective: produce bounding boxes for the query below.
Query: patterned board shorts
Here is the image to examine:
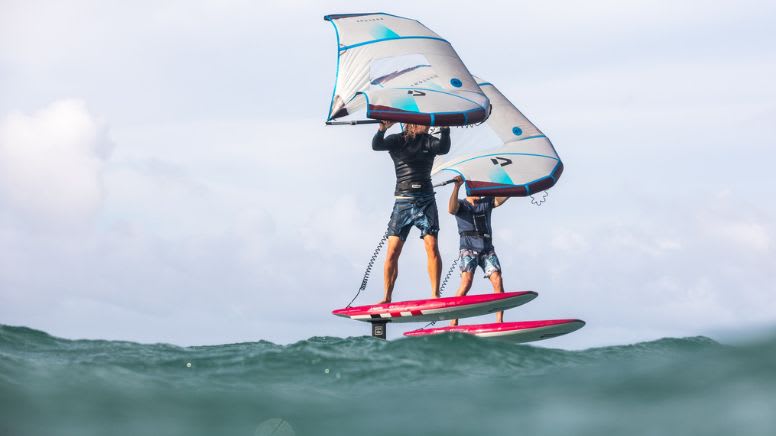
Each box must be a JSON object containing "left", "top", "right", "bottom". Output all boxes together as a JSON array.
[
  {"left": 387, "top": 195, "right": 440, "bottom": 241},
  {"left": 459, "top": 248, "right": 501, "bottom": 278}
]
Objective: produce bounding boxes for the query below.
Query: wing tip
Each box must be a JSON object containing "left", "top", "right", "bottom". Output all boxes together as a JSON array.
[{"left": 324, "top": 12, "right": 402, "bottom": 21}]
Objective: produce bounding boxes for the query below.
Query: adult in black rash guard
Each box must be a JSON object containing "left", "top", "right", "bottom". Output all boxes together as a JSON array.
[{"left": 372, "top": 120, "right": 451, "bottom": 304}]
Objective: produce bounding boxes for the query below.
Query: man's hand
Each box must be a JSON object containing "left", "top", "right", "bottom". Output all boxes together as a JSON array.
[
  {"left": 378, "top": 120, "right": 395, "bottom": 132},
  {"left": 453, "top": 175, "right": 464, "bottom": 186}
]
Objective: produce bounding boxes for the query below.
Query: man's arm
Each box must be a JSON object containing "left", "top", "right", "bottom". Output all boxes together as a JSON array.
[
  {"left": 372, "top": 120, "right": 398, "bottom": 151},
  {"left": 430, "top": 127, "right": 451, "bottom": 155},
  {"left": 493, "top": 196, "right": 509, "bottom": 208},
  {"left": 448, "top": 176, "right": 463, "bottom": 214}
]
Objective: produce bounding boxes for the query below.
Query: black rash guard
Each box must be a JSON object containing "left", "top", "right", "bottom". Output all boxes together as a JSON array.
[{"left": 372, "top": 128, "right": 451, "bottom": 196}]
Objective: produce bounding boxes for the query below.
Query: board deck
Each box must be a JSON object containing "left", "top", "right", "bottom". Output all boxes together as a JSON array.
[
  {"left": 404, "top": 319, "right": 585, "bottom": 343},
  {"left": 332, "top": 291, "right": 537, "bottom": 323}
]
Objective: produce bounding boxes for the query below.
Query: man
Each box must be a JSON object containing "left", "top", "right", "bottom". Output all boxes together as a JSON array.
[
  {"left": 448, "top": 176, "right": 508, "bottom": 325},
  {"left": 372, "top": 121, "right": 451, "bottom": 304}
]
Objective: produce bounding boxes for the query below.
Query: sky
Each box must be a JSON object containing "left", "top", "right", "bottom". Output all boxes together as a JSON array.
[{"left": 0, "top": 0, "right": 774, "bottom": 349}]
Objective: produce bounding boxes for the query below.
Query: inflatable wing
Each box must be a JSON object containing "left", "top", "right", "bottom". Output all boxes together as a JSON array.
[
  {"left": 324, "top": 13, "right": 490, "bottom": 126},
  {"left": 432, "top": 80, "right": 563, "bottom": 196}
]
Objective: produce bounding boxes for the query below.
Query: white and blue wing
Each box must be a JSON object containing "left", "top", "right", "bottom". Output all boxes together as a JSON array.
[
  {"left": 432, "top": 80, "right": 563, "bottom": 196},
  {"left": 324, "top": 13, "right": 489, "bottom": 126}
]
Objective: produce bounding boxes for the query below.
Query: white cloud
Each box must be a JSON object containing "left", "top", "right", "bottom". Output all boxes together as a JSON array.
[
  {"left": 708, "top": 220, "right": 771, "bottom": 254},
  {"left": 551, "top": 228, "right": 590, "bottom": 255},
  {"left": 0, "top": 100, "right": 112, "bottom": 227}
]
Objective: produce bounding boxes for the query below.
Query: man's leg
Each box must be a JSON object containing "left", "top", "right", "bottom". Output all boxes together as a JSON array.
[
  {"left": 450, "top": 271, "right": 474, "bottom": 326},
  {"left": 422, "top": 234, "right": 442, "bottom": 298},
  {"left": 488, "top": 271, "right": 505, "bottom": 322},
  {"left": 379, "top": 236, "right": 404, "bottom": 304}
]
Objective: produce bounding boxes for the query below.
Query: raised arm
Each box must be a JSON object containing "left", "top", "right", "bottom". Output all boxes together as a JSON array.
[
  {"left": 448, "top": 176, "right": 463, "bottom": 214},
  {"left": 431, "top": 127, "right": 451, "bottom": 155},
  {"left": 372, "top": 120, "right": 398, "bottom": 151},
  {"left": 494, "top": 196, "right": 509, "bottom": 208}
]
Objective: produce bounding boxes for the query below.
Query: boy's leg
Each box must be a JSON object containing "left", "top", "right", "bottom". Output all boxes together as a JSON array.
[
  {"left": 455, "top": 272, "right": 475, "bottom": 297},
  {"left": 483, "top": 251, "right": 504, "bottom": 322},
  {"left": 449, "top": 271, "right": 474, "bottom": 326},
  {"left": 488, "top": 271, "right": 505, "bottom": 323},
  {"left": 451, "top": 249, "right": 478, "bottom": 326}
]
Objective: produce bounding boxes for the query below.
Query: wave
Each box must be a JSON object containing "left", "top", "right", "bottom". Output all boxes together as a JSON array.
[{"left": 1, "top": 324, "right": 775, "bottom": 436}]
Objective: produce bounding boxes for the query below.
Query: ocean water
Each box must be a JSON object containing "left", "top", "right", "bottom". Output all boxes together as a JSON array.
[{"left": 1, "top": 325, "right": 774, "bottom": 436}]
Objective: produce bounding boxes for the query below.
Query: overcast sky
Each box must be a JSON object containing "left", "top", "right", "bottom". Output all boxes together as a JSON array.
[{"left": 1, "top": 0, "right": 774, "bottom": 348}]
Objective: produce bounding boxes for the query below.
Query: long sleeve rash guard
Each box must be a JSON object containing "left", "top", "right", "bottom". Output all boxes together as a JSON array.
[{"left": 372, "top": 127, "right": 451, "bottom": 196}]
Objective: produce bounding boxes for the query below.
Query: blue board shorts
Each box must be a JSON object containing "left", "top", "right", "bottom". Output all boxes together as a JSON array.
[
  {"left": 387, "top": 195, "right": 439, "bottom": 241},
  {"left": 459, "top": 248, "right": 501, "bottom": 278}
]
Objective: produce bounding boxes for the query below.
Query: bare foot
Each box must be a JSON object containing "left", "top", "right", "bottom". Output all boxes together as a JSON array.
[
  {"left": 449, "top": 319, "right": 459, "bottom": 327},
  {"left": 376, "top": 298, "right": 391, "bottom": 305}
]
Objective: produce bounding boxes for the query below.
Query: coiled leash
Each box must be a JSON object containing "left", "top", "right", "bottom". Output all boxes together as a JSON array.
[{"left": 346, "top": 231, "right": 388, "bottom": 308}]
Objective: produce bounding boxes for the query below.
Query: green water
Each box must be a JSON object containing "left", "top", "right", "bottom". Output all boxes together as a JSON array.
[{"left": 1, "top": 324, "right": 774, "bottom": 436}]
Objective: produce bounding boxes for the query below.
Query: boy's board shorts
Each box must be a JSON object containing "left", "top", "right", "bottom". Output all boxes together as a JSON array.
[
  {"left": 387, "top": 195, "right": 439, "bottom": 241},
  {"left": 459, "top": 248, "right": 501, "bottom": 278}
]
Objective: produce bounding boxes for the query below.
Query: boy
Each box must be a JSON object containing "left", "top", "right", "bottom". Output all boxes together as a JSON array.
[{"left": 448, "top": 176, "right": 509, "bottom": 325}]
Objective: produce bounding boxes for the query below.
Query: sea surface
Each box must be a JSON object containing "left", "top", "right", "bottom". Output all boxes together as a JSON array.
[{"left": 1, "top": 324, "right": 775, "bottom": 436}]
